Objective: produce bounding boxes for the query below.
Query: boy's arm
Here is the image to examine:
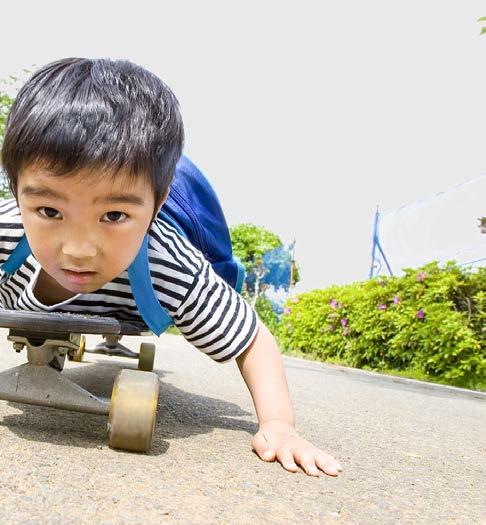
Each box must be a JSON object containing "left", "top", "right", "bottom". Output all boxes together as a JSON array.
[{"left": 236, "top": 320, "right": 343, "bottom": 477}]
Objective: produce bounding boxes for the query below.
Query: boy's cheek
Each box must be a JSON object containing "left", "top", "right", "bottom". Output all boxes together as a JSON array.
[{"left": 23, "top": 224, "right": 48, "bottom": 255}]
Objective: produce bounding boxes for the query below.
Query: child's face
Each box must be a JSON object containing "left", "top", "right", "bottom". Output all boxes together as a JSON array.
[{"left": 17, "top": 164, "right": 166, "bottom": 296}]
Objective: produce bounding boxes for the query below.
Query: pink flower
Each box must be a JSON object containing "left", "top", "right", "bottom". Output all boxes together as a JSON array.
[
  {"left": 329, "top": 324, "right": 335, "bottom": 332},
  {"left": 330, "top": 299, "right": 338, "bottom": 309},
  {"left": 393, "top": 296, "right": 401, "bottom": 305},
  {"left": 341, "top": 318, "right": 348, "bottom": 327},
  {"left": 378, "top": 304, "right": 387, "bottom": 311},
  {"left": 283, "top": 307, "right": 292, "bottom": 315},
  {"left": 416, "top": 309, "right": 426, "bottom": 320},
  {"left": 417, "top": 272, "right": 426, "bottom": 282}
]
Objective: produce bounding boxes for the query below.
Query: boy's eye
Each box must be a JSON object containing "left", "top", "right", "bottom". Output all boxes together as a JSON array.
[
  {"left": 38, "top": 207, "right": 60, "bottom": 219},
  {"left": 37, "top": 207, "right": 127, "bottom": 223},
  {"left": 103, "top": 211, "right": 127, "bottom": 223}
]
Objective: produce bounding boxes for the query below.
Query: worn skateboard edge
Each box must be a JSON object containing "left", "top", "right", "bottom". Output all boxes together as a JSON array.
[{"left": 0, "top": 309, "right": 151, "bottom": 336}]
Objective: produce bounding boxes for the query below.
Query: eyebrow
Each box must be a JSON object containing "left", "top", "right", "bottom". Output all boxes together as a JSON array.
[{"left": 20, "top": 185, "right": 145, "bottom": 206}]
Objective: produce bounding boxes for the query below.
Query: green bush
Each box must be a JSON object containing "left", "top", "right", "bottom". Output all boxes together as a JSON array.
[
  {"left": 254, "top": 294, "right": 280, "bottom": 337},
  {"left": 279, "top": 261, "right": 486, "bottom": 389}
]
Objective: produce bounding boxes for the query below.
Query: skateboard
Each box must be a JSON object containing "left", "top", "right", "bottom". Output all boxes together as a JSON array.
[{"left": 0, "top": 310, "right": 159, "bottom": 452}]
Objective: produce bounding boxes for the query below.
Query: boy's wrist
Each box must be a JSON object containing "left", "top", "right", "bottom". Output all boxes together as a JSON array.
[{"left": 259, "top": 418, "right": 296, "bottom": 430}]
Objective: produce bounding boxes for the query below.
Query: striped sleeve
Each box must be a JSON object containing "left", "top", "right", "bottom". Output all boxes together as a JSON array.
[
  {"left": 173, "top": 259, "right": 259, "bottom": 363},
  {"left": 0, "top": 199, "right": 24, "bottom": 266}
]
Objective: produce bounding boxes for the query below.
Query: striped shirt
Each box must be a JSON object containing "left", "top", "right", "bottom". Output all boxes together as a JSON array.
[{"left": 0, "top": 198, "right": 259, "bottom": 363}]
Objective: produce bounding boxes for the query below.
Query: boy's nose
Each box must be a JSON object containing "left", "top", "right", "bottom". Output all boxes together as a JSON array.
[{"left": 62, "top": 240, "right": 98, "bottom": 259}]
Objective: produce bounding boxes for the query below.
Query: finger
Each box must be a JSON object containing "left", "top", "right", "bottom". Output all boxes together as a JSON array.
[
  {"left": 316, "top": 450, "right": 343, "bottom": 472},
  {"left": 275, "top": 448, "right": 299, "bottom": 473},
  {"left": 294, "top": 451, "right": 320, "bottom": 477},
  {"left": 251, "top": 431, "right": 276, "bottom": 462},
  {"left": 315, "top": 452, "right": 342, "bottom": 476}
]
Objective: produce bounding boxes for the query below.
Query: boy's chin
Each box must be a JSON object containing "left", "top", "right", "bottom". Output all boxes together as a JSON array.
[
  {"left": 64, "top": 282, "right": 102, "bottom": 294},
  {"left": 59, "top": 274, "right": 103, "bottom": 294}
]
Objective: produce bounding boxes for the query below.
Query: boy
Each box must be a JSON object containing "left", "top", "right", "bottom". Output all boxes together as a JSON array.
[{"left": 0, "top": 58, "right": 342, "bottom": 477}]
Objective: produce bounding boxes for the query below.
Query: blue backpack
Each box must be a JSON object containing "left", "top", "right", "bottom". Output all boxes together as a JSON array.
[{"left": 159, "top": 155, "right": 245, "bottom": 292}]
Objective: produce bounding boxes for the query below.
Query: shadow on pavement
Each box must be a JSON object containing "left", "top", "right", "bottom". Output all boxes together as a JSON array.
[{"left": 0, "top": 359, "right": 256, "bottom": 455}]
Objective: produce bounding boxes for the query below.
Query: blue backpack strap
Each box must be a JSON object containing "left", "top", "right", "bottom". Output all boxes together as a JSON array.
[
  {"left": 127, "top": 234, "right": 173, "bottom": 336},
  {"left": 1, "top": 235, "right": 31, "bottom": 274}
]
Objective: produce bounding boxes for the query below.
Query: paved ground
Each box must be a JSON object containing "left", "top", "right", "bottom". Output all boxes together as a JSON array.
[{"left": 0, "top": 329, "right": 484, "bottom": 524}]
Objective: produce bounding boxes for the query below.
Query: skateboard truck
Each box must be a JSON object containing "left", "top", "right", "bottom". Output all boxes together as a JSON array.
[
  {"left": 91, "top": 334, "right": 139, "bottom": 358},
  {"left": 0, "top": 310, "right": 159, "bottom": 452}
]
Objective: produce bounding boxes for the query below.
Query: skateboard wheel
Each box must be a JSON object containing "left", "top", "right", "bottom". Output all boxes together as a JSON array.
[
  {"left": 69, "top": 335, "right": 86, "bottom": 362},
  {"left": 108, "top": 369, "right": 159, "bottom": 452},
  {"left": 138, "top": 342, "right": 156, "bottom": 372}
]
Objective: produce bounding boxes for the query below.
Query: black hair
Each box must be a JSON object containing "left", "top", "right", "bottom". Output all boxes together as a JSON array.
[{"left": 1, "top": 57, "right": 184, "bottom": 205}]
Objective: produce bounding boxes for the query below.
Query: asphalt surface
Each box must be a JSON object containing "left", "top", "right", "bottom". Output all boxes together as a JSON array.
[{"left": 0, "top": 328, "right": 484, "bottom": 524}]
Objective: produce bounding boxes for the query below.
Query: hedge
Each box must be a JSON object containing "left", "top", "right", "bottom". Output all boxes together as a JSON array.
[{"left": 277, "top": 261, "right": 485, "bottom": 390}]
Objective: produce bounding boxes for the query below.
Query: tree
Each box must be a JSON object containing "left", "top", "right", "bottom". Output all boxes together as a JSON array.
[
  {"left": 0, "top": 91, "right": 13, "bottom": 149},
  {"left": 479, "top": 16, "right": 486, "bottom": 35},
  {"left": 230, "top": 223, "right": 300, "bottom": 306},
  {"left": 479, "top": 217, "right": 486, "bottom": 234},
  {"left": 0, "top": 84, "right": 14, "bottom": 199}
]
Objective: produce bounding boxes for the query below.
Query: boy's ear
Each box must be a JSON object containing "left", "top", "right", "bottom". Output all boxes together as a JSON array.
[
  {"left": 158, "top": 187, "right": 170, "bottom": 208},
  {"left": 150, "top": 187, "right": 170, "bottom": 225}
]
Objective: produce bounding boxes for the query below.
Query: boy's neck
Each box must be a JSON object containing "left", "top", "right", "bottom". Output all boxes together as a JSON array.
[{"left": 33, "top": 269, "right": 77, "bottom": 306}]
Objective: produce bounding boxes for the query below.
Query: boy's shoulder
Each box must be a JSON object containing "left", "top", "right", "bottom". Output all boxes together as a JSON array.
[
  {"left": 147, "top": 214, "right": 207, "bottom": 277},
  {"left": 0, "top": 198, "right": 24, "bottom": 231},
  {"left": 0, "top": 198, "right": 25, "bottom": 268},
  {"left": 0, "top": 198, "right": 22, "bottom": 218}
]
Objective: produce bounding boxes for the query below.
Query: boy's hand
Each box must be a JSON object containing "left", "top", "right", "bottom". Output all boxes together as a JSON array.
[{"left": 252, "top": 419, "right": 343, "bottom": 477}]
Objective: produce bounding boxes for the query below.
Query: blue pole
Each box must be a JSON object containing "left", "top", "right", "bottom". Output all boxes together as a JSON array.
[
  {"left": 369, "top": 206, "right": 394, "bottom": 278},
  {"left": 376, "top": 238, "right": 394, "bottom": 276},
  {"left": 369, "top": 206, "right": 380, "bottom": 278}
]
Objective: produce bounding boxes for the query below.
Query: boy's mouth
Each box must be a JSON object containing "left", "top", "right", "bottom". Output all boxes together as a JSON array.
[{"left": 63, "top": 269, "right": 96, "bottom": 284}]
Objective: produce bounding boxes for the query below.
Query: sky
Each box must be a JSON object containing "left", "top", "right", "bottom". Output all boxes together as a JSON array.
[{"left": 1, "top": 0, "right": 485, "bottom": 293}]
